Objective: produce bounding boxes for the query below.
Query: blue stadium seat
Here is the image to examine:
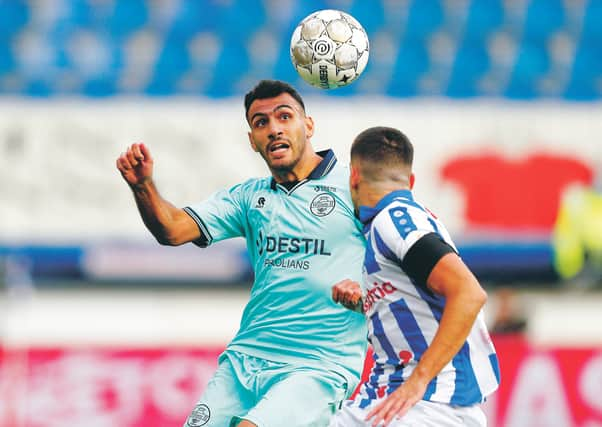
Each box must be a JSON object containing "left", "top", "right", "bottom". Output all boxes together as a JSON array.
[
  {"left": 205, "top": 40, "right": 250, "bottom": 98},
  {"left": 580, "top": 0, "right": 602, "bottom": 44},
  {"left": 146, "top": 35, "right": 191, "bottom": 96},
  {"left": 0, "top": 43, "right": 14, "bottom": 75},
  {"left": 522, "top": 0, "right": 565, "bottom": 42},
  {"left": 403, "top": 0, "right": 444, "bottom": 40},
  {"left": 23, "top": 79, "right": 53, "bottom": 97},
  {"left": 348, "top": 0, "right": 385, "bottom": 35},
  {"left": 387, "top": 40, "right": 430, "bottom": 97},
  {"left": 214, "top": 0, "right": 266, "bottom": 42},
  {"left": 105, "top": 0, "right": 149, "bottom": 41},
  {"left": 0, "top": 0, "right": 29, "bottom": 39},
  {"left": 446, "top": 42, "right": 490, "bottom": 98},
  {"left": 463, "top": 0, "right": 504, "bottom": 40},
  {"left": 564, "top": 42, "right": 602, "bottom": 100},
  {"left": 167, "top": 0, "right": 218, "bottom": 40},
  {"left": 504, "top": 42, "right": 551, "bottom": 99}
]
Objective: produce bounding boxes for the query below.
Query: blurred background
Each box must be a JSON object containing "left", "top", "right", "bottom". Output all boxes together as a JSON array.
[{"left": 0, "top": 0, "right": 601, "bottom": 426}]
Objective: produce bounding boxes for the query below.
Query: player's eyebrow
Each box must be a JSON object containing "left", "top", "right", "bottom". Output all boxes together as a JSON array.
[{"left": 250, "top": 104, "right": 296, "bottom": 123}]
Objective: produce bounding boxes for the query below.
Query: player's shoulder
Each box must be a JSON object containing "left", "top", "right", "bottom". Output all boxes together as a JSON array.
[
  {"left": 371, "top": 194, "right": 429, "bottom": 233},
  {"left": 316, "top": 155, "right": 350, "bottom": 185},
  {"left": 233, "top": 176, "right": 272, "bottom": 193}
]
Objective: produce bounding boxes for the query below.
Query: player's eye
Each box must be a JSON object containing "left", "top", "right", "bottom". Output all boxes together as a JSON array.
[
  {"left": 254, "top": 118, "right": 267, "bottom": 128},
  {"left": 280, "top": 112, "right": 291, "bottom": 120}
]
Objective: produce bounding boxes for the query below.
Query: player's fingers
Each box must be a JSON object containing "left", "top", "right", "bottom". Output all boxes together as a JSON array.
[
  {"left": 384, "top": 400, "right": 411, "bottom": 426},
  {"left": 132, "top": 143, "right": 145, "bottom": 161},
  {"left": 139, "top": 143, "right": 153, "bottom": 162},
  {"left": 366, "top": 401, "right": 386, "bottom": 424},
  {"left": 126, "top": 147, "right": 139, "bottom": 167},
  {"left": 117, "top": 153, "right": 131, "bottom": 170},
  {"left": 332, "top": 285, "right": 342, "bottom": 303}
]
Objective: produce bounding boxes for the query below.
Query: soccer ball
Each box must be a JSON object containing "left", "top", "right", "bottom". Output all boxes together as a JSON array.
[{"left": 290, "top": 9, "right": 369, "bottom": 89}]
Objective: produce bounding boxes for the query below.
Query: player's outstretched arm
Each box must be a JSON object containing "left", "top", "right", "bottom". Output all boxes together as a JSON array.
[
  {"left": 365, "top": 253, "right": 487, "bottom": 426},
  {"left": 116, "top": 143, "right": 200, "bottom": 246}
]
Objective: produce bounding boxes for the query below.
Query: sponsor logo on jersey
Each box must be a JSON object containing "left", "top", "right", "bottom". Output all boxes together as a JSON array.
[
  {"left": 186, "top": 403, "right": 210, "bottom": 426},
  {"left": 363, "top": 280, "right": 397, "bottom": 312},
  {"left": 256, "top": 232, "right": 332, "bottom": 270},
  {"left": 310, "top": 193, "right": 336, "bottom": 217}
]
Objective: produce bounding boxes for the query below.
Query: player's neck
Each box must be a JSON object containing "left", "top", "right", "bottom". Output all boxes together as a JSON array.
[
  {"left": 360, "top": 183, "right": 410, "bottom": 208},
  {"left": 272, "top": 151, "right": 322, "bottom": 184}
]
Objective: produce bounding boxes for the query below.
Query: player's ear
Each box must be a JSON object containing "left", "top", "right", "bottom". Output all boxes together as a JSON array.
[
  {"left": 248, "top": 132, "right": 259, "bottom": 152},
  {"left": 350, "top": 161, "right": 360, "bottom": 189},
  {"left": 409, "top": 173, "right": 415, "bottom": 189},
  {"left": 305, "top": 116, "right": 314, "bottom": 138}
]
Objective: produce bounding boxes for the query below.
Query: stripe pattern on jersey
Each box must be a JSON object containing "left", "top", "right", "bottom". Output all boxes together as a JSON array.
[{"left": 356, "top": 190, "right": 500, "bottom": 408}]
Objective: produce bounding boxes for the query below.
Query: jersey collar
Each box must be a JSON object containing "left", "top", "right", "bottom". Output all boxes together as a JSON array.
[
  {"left": 358, "top": 189, "right": 415, "bottom": 225},
  {"left": 269, "top": 149, "right": 337, "bottom": 190}
]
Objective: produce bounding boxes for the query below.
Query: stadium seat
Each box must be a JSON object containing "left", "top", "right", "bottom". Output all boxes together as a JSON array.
[
  {"left": 580, "top": 0, "right": 602, "bottom": 44},
  {"left": 463, "top": 0, "right": 504, "bottom": 40},
  {"left": 387, "top": 40, "right": 430, "bottom": 97},
  {"left": 105, "top": 0, "right": 149, "bottom": 41},
  {"left": 564, "top": 42, "right": 602, "bottom": 100},
  {"left": 146, "top": 35, "right": 191, "bottom": 95},
  {"left": 348, "top": 0, "right": 385, "bottom": 35},
  {"left": 446, "top": 42, "right": 491, "bottom": 98},
  {"left": 403, "top": 0, "right": 444, "bottom": 40},
  {"left": 504, "top": 41, "right": 551, "bottom": 99},
  {"left": 522, "top": 0, "right": 565, "bottom": 42},
  {"left": 0, "top": 1, "right": 29, "bottom": 40}
]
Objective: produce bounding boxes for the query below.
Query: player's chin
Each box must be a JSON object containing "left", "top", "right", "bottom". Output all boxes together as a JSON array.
[{"left": 268, "top": 156, "right": 296, "bottom": 172}]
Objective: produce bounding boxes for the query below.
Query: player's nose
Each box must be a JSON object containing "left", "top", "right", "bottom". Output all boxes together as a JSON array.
[{"left": 268, "top": 129, "right": 284, "bottom": 142}]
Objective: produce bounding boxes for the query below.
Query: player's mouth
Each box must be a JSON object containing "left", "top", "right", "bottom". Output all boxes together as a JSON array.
[{"left": 268, "top": 141, "right": 290, "bottom": 155}]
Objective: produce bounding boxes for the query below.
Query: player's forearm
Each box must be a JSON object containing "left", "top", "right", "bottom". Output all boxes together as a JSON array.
[
  {"left": 408, "top": 287, "right": 487, "bottom": 387},
  {"left": 131, "top": 180, "right": 187, "bottom": 245}
]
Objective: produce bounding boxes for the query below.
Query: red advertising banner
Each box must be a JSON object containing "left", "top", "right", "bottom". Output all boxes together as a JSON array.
[{"left": 0, "top": 337, "right": 601, "bottom": 427}]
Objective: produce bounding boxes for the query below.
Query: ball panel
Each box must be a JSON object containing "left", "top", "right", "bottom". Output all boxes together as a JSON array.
[
  {"left": 334, "top": 43, "right": 358, "bottom": 69},
  {"left": 290, "top": 9, "right": 369, "bottom": 89},
  {"left": 326, "top": 19, "right": 352, "bottom": 43},
  {"left": 301, "top": 18, "right": 326, "bottom": 40},
  {"left": 314, "top": 9, "right": 343, "bottom": 22},
  {"left": 291, "top": 40, "right": 314, "bottom": 67}
]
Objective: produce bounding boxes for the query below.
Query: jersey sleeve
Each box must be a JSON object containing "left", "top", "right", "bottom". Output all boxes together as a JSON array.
[
  {"left": 374, "top": 201, "right": 456, "bottom": 287},
  {"left": 183, "top": 183, "right": 248, "bottom": 247}
]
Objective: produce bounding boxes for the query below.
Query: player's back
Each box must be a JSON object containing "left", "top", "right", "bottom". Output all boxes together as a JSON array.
[{"left": 358, "top": 190, "right": 500, "bottom": 406}]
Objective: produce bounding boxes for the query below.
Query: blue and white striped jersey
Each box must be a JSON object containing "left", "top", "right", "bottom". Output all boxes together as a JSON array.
[{"left": 355, "top": 190, "right": 500, "bottom": 408}]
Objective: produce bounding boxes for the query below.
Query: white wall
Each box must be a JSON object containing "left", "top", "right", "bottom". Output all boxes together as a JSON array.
[{"left": 1, "top": 98, "right": 600, "bottom": 241}]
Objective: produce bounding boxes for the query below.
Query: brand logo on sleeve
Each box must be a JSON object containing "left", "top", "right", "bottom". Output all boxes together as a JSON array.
[{"left": 255, "top": 197, "right": 266, "bottom": 208}]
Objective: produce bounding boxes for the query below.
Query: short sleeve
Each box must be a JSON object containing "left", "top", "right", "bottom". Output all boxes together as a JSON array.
[
  {"left": 184, "top": 183, "right": 247, "bottom": 247},
  {"left": 373, "top": 200, "right": 455, "bottom": 286}
]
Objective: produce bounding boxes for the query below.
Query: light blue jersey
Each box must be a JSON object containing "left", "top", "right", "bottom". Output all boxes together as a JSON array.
[{"left": 184, "top": 150, "right": 368, "bottom": 386}]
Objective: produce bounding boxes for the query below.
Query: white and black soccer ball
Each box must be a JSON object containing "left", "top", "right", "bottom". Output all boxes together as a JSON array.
[{"left": 290, "top": 9, "right": 370, "bottom": 89}]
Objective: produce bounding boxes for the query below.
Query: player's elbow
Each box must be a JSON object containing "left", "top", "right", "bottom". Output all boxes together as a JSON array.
[
  {"left": 154, "top": 229, "right": 187, "bottom": 246},
  {"left": 470, "top": 281, "right": 488, "bottom": 310}
]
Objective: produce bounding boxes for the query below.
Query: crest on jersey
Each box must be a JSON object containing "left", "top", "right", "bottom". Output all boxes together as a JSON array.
[
  {"left": 310, "top": 193, "right": 336, "bottom": 217},
  {"left": 187, "top": 403, "right": 210, "bottom": 426}
]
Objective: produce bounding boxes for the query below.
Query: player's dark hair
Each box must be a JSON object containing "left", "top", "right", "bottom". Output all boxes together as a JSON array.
[
  {"left": 351, "top": 126, "right": 414, "bottom": 167},
  {"left": 244, "top": 80, "right": 306, "bottom": 119}
]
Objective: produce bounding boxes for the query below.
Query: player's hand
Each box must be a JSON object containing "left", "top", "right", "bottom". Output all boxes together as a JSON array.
[
  {"left": 332, "top": 279, "right": 364, "bottom": 313},
  {"left": 365, "top": 378, "right": 427, "bottom": 426},
  {"left": 116, "top": 143, "right": 154, "bottom": 188}
]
